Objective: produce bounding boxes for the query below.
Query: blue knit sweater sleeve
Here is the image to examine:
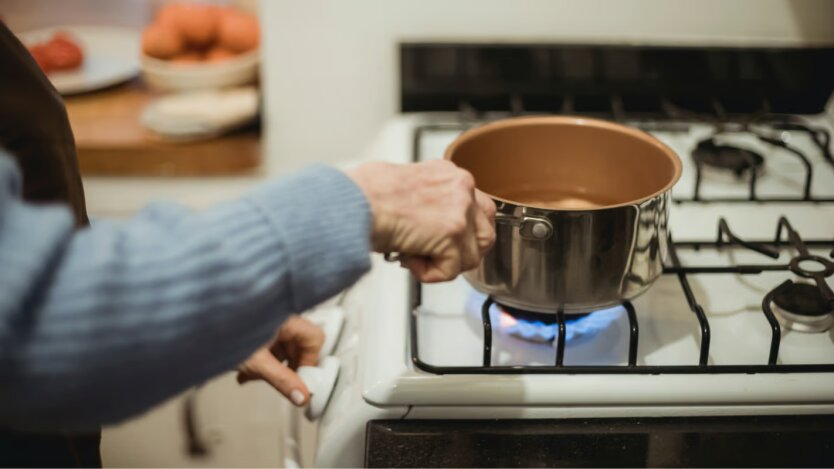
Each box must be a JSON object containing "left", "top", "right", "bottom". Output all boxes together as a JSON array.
[{"left": 0, "top": 151, "right": 371, "bottom": 431}]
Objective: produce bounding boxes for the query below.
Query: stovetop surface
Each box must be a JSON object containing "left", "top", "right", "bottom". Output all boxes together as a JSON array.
[{"left": 418, "top": 259, "right": 834, "bottom": 370}]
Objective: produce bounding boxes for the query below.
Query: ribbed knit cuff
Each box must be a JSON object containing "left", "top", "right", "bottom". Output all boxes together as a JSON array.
[{"left": 246, "top": 165, "right": 372, "bottom": 311}]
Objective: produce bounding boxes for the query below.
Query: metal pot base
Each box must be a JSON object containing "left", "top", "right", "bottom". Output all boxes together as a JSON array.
[{"left": 485, "top": 284, "right": 654, "bottom": 315}]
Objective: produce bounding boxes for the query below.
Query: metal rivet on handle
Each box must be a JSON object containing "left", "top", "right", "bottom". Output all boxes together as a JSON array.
[{"left": 531, "top": 222, "right": 551, "bottom": 239}]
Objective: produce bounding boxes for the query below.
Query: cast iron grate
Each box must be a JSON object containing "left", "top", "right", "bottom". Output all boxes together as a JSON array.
[{"left": 409, "top": 217, "right": 834, "bottom": 375}]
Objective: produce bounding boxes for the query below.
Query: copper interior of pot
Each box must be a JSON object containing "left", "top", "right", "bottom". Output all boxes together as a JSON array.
[{"left": 446, "top": 117, "right": 682, "bottom": 210}]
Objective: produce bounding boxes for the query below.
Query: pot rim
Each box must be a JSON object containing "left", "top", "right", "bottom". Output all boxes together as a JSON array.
[{"left": 444, "top": 115, "right": 683, "bottom": 211}]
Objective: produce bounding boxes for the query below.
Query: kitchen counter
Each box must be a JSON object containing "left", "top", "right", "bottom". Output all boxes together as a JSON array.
[
  {"left": 62, "top": 80, "right": 268, "bottom": 218},
  {"left": 65, "top": 80, "right": 262, "bottom": 177}
]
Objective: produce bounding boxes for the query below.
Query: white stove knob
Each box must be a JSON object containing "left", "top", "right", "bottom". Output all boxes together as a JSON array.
[
  {"left": 304, "top": 306, "right": 345, "bottom": 357},
  {"left": 297, "top": 356, "right": 340, "bottom": 421}
]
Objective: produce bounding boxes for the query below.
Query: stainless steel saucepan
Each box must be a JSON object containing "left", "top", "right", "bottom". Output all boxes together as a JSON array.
[{"left": 446, "top": 116, "right": 682, "bottom": 313}]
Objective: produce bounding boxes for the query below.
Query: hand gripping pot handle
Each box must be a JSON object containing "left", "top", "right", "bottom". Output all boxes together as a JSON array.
[
  {"left": 495, "top": 212, "right": 553, "bottom": 241},
  {"left": 383, "top": 211, "right": 554, "bottom": 263}
]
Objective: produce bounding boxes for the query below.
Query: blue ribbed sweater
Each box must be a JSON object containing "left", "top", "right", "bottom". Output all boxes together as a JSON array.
[{"left": 0, "top": 150, "right": 372, "bottom": 431}]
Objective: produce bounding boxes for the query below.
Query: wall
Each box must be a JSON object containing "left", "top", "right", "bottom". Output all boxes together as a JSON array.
[
  {"left": 259, "top": 0, "right": 834, "bottom": 172},
  {"left": 1, "top": 0, "right": 152, "bottom": 31},
  {"left": 0, "top": 0, "right": 254, "bottom": 31}
]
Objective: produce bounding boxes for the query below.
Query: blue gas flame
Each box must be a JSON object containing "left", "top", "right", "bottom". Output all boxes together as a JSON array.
[{"left": 466, "top": 290, "right": 624, "bottom": 342}]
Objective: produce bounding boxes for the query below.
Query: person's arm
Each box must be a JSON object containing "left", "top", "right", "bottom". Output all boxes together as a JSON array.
[
  {"left": 235, "top": 160, "right": 498, "bottom": 406},
  {"left": 0, "top": 151, "right": 371, "bottom": 431},
  {"left": 0, "top": 149, "right": 495, "bottom": 431}
]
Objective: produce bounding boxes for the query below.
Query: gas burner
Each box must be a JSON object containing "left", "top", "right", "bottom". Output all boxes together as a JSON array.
[
  {"left": 692, "top": 138, "right": 765, "bottom": 177},
  {"left": 772, "top": 283, "right": 834, "bottom": 333},
  {"left": 465, "top": 291, "right": 623, "bottom": 343},
  {"left": 495, "top": 304, "right": 624, "bottom": 343}
]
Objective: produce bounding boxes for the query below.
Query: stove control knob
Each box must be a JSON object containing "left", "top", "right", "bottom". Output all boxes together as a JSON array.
[
  {"left": 297, "top": 356, "right": 341, "bottom": 421},
  {"left": 304, "top": 306, "right": 346, "bottom": 357}
]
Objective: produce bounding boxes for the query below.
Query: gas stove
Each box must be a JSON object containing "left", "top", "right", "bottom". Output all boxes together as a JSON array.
[
  {"left": 300, "top": 113, "right": 834, "bottom": 468},
  {"left": 293, "top": 43, "right": 834, "bottom": 467}
]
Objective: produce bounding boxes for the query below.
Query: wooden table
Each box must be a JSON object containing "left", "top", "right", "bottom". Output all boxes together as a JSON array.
[{"left": 64, "top": 80, "right": 262, "bottom": 176}]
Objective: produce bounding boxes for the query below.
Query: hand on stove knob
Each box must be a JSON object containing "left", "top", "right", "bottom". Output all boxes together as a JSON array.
[
  {"left": 346, "top": 160, "right": 496, "bottom": 282},
  {"left": 236, "top": 315, "right": 324, "bottom": 407}
]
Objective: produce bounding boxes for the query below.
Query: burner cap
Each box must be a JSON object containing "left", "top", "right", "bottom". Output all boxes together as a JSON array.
[
  {"left": 772, "top": 283, "right": 834, "bottom": 333},
  {"left": 773, "top": 283, "right": 831, "bottom": 317},
  {"left": 692, "top": 139, "right": 764, "bottom": 176},
  {"left": 496, "top": 303, "right": 591, "bottom": 324}
]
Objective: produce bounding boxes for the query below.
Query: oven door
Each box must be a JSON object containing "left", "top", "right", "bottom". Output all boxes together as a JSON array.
[{"left": 366, "top": 415, "right": 834, "bottom": 467}]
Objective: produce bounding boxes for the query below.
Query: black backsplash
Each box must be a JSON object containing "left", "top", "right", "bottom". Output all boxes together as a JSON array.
[{"left": 400, "top": 43, "right": 834, "bottom": 116}]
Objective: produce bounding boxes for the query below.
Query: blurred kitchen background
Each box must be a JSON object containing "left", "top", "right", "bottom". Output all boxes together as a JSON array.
[{"left": 1, "top": 0, "right": 833, "bottom": 467}]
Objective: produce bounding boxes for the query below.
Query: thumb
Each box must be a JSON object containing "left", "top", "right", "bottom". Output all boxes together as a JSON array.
[{"left": 238, "top": 352, "right": 310, "bottom": 407}]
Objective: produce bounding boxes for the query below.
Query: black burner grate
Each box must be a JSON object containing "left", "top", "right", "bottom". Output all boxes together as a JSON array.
[
  {"left": 409, "top": 217, "right": 834, "bottom": 375},
  {"left": 687, "top": 119, "right": 830, "bottom": 203}
]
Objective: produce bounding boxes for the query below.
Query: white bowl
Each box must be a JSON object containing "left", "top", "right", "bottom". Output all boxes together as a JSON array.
[{"left": 141, "top": 50, "right": 259, "bottom": 92}]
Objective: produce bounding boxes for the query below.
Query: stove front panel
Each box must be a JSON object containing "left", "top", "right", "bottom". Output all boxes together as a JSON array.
[{"left": 366, "top": 416, "right": 834, "bottom": 467}]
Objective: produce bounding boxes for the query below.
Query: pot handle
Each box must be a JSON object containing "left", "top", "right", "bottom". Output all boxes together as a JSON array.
[
  {"left": 383, "top": 213, "right": 554, "bottom": 262},
  {"left": 384, "top": 252, "right": 402, "bottom": 262},
  {"left": 495, "top": 212, "right": 554, "bottom": 240}
]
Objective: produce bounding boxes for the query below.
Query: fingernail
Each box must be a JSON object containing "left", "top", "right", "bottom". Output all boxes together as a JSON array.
[{"left": 290, "top": 389, "right": 306, "bottom": 406}]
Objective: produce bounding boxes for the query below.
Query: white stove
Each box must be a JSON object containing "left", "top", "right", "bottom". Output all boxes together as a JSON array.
[
  {"left": 284, "top": 109, "right": 834, "bottom": 467},
  {"left": 263, "top": 28, "right": 834, "bottom": 463}
]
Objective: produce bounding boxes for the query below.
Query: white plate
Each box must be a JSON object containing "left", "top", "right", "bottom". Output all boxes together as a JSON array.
[
  {"left": 140, "top": 86, "right": 259, "bottom": 141},
  {"left": 17, "top": 26, "right": 141, "bottom": 95}
]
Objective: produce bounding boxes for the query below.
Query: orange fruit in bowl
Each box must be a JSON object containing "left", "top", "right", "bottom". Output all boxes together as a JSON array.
[
  {"left": 142, "top": 22, "right": 185, "bottom": 59},
  {"left": 155, "top": 3, "right": 218, "bottom": 48},
  {"left": 217, "top": 10, "right": 259, "bottom": 53},
  {"left": 175, "top": 3, "right": 218, "bottom": 48}
]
